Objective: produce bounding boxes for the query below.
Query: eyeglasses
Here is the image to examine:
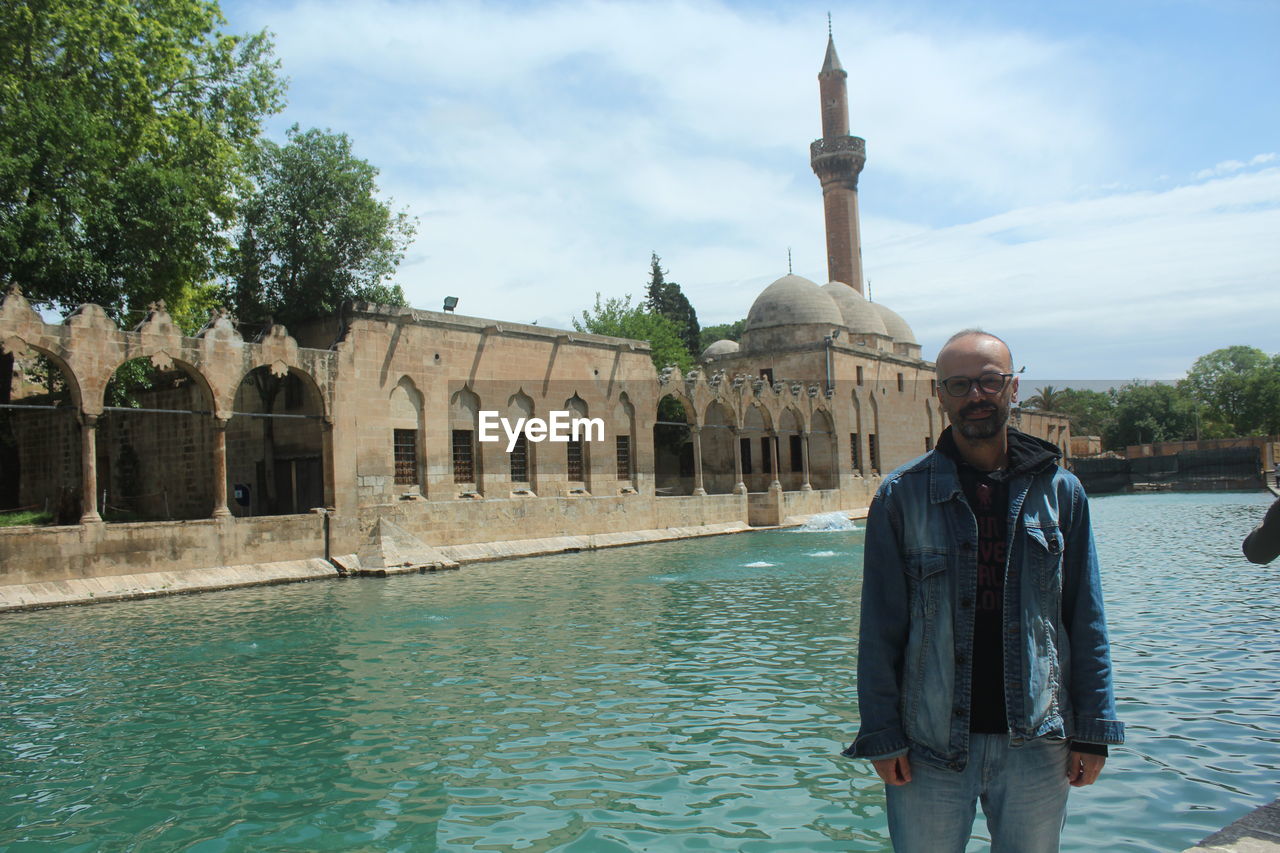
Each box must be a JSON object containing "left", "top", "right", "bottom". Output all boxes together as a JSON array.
[{"left": 939, "top": 372, "right": 1013, "bottom": 397}]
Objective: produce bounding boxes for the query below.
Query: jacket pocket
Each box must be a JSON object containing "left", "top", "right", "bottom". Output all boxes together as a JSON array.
[
  {"left": 1026, "top": 524, "right": 1064, "bottom": 594},
  {"left": 904, "top": 550, "right": 949, "bottom": 616},
  {"left": 902, "top": 549, "right": 952, "bottom": 752}
]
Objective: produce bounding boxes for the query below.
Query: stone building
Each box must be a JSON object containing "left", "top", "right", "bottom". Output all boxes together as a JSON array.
[{"left": 0, "top": 34, "right": 1069, "bottom": 600}]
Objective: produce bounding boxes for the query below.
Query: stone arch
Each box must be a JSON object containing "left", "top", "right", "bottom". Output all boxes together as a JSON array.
[
  {"left": 741, "top": 401, "right": 774, "bottom": 492},
  {"left": 924, "top": 399, "right": 937, "bottom": 453},
  {"left": 449, "top": 385, "right": 483, "bottom": 494},
  {"left": 0, "top": 340, "right": 84, "bottom": 523},
  {"left": 97, "top": 355, "right": 218, "bottom": 521},
  {"left": 227, "top": 365, "right": 327, "bottom": 516},
  {"left": 390, "top": 376, "right": 425, "bottom": 495},
  {"left": 810, "top": 408, "right": 838, "bottom": 490},
  {"left": 778, "top": 406, "right": 804, "bottom": 491},
  {"left": 868, "top": 394, "right": 882, "bottom": 475},
  {"left": 654, "top": 392, "right": 693, "bottom": 495},
  {"left": 563, "top": 393, "right": 592, "bottom": 491},
  {"left": 614, "top": 392, "right": 637, "bottom": 489},
  {"left": 507, "top": 389, "right": 537, "bottom": 490},
  {"left": 701, "top": 399, "right": 737, "bottom": 494},
  {"left": 850, "top": 390, "right": 866, "bottom": 477}
]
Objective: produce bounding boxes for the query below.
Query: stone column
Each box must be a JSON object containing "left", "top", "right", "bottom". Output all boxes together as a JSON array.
[
  {"left": 801, "top": 429, "right": 813, "bottom": 491},
  {"left": 321, "top": 419, "right": 336, "bottom": 509},
  {"left": 731, "top": 427, "right": 746, "bottom": 494},
  {"left": 79, "top": 413, "right": 102, "bottom": 523},
  {"left": 691, "top": 425, "right": 707, "bottom": 496},
  {"left": 768, "top": 432, "right": 781, "bottom": 491},
  {"left": 211, "top": 418, "right": 232, "bottom": 518}
]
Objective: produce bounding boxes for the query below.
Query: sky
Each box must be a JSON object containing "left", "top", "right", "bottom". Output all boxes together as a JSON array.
[{"left": 220, "top": 0, "right": 1279, "bottom": 384}]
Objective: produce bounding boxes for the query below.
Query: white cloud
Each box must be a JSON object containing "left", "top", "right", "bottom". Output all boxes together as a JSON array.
[
  {"left": 223, "top": 0, "right": 1278, "bottom": 378},
  {"left": 868, "top": 167, "right": 1280, "bottom": 377},
  {"left": 1193, "top": 152, "right": 1277, "bottom": 180}
]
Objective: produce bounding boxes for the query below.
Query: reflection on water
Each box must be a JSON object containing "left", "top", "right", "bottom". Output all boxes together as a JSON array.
[{"left": 0, "top": 491, "right": 1275, "bottom": 851}]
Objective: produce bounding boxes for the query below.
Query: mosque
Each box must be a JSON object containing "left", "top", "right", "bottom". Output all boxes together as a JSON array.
[{"left": 0, "top": 35, "right": 1070, "bottom": 603}]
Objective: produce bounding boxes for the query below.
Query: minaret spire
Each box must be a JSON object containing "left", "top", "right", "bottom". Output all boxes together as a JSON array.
[{"left": 810, "top": 25, "right": 866, "bottom": 294}]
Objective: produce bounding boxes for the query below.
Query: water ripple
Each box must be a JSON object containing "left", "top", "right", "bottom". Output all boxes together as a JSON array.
[{"left": 0, "top": 494, "right": 1274, "bottom": 850}]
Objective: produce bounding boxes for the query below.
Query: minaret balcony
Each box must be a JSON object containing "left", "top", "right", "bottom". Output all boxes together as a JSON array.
[
  {"left": 810, "top": 136, "right": 866, "bottom": 183},
  {"left": 810, "top": 135, "right": 866, "bottom": 170}
]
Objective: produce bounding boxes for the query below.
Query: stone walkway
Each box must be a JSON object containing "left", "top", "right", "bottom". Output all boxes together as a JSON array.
[
  {"left": 0, "top": 513, "right": 874, "bottom": 611},
  {"left": 1184, "top": 800, "right": 1280, "bottom": 852}
]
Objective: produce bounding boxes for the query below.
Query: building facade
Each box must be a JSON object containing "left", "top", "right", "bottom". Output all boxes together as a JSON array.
[{"left": 0, "top": 35, "right": 1069, "bottom": 596}]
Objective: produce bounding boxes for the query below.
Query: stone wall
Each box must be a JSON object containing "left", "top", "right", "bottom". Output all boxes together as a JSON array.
[{"left": 0, "top": 514, "right": 325, "bottom": 587}]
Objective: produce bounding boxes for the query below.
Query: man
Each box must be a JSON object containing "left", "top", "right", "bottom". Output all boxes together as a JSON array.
[
  {"left": 848, "top": 329, "right": 1123, "bottom": 852},
  {"left": 1242, "top": 495, "right": 1280, "bottom": 564}
]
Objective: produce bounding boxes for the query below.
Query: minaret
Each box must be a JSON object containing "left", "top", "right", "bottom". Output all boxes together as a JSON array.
[{"left": 810, "top": 30, "right": 866, "bottom": 294}]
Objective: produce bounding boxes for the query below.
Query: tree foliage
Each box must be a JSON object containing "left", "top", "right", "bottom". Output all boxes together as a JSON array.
[
  {"left": 699, "top": 319, "right": 746, "bottom": 352},
  {"left": 224, "top": 125, "right": 416, "bottom": 329},
  {"left": 646, "top": 253, "right": 700, "bottom": 355},
  {"left": 573, "top": 293, "right": 693, "bottom": 371},
  {"left": 1104, "top": 382, "right": 1198, "bottom": 449},
  {"left": 0, "top": 0, "right": 284, "bottom": 316},
  {"left": 1182, "top": 346, "right": 1280, "bottom": 436},
  {"left": 1045, "top": 388, "right": 1115, "bottom": 439},
  {"left": 1022, "top": 385, "right": 1065, "bottom": 412}
]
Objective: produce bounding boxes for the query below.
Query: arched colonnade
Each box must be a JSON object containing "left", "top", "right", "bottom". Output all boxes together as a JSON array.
[{"left": 0, "top": 286, "right": 336, "bottom": 523}]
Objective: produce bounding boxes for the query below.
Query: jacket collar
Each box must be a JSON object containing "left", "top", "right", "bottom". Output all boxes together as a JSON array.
[{"left": 927, "top": 426, "right": 1061, "bottom": 504}]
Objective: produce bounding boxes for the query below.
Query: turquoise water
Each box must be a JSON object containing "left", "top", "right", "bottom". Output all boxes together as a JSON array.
[{"left": 1, "top": 491, "right": 1276, "bottom": 851}]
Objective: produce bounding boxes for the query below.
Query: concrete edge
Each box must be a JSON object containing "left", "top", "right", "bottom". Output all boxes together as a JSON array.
[
  {"left": 0, "top": 510, "right": 873, "bottom": 613},
  {"left": 1183, "top": 800, "right": 1280, "bottom": 853},
  {"left": 434, "top": 520, "right": 755, "bottom": 564},
  {"left": 0, "top": 558, "right": 339, "bottom": 613}
]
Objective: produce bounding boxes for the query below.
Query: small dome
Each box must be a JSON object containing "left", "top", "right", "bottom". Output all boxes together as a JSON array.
[
  {"left": 701, "top": 339, "right": 740, "bottom": 358},
  {"left": 871, "top": 302, "right": 917, "bottom": 344},
  {"left": 821, "top": 282, "right": 889, "bottom": 338},
  {"left": 744, "top": 274, "right": 845, "bottom": 332}
]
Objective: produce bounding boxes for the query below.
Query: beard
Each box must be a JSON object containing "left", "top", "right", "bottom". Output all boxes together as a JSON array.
[{"left": 953, "top": 399, "right": 1010, "bottom": 440}]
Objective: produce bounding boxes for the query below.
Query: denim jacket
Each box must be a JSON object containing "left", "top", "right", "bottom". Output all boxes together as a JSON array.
[{"left": 848, "top": 436, "right": 1124, "bottom": 770}]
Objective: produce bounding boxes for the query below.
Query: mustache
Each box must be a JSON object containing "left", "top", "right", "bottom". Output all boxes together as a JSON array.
[{"left": 960, "top": 402, "right": 998, "bottom": 417}]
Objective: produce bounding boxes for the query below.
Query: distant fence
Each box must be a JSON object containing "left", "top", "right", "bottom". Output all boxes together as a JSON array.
[{"left": 1071, "top": 447, "right": 1263, "bottom": 494}]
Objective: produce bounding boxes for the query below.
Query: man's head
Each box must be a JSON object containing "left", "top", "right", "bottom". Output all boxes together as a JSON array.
[{"left": 935, "top": 329, "right": 1018, "bottom": 441}]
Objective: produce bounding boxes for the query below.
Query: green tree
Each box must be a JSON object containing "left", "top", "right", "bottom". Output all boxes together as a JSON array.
[
  {"left": 699, "top": 319, "right": 747, "bottom": 352},
  {"left": 225, "top": 125, "right": 416, "bottom": 329},
  {"left": 1182, "top": 346, "right": 1279, "bottom": 436},
  {"left": 0, "top": 0, "right": 284, "bottom": 315},
  {"left": 1048, "top": 388, "right": 1115, "bottom": 441},
  {"left": 573, "top": 293, "right": 692, "bottom": 371},
  {"left": 1023, "top": 385, "right": 1065, "bottom": 411},
  {"left": 646, "top": 253, "right": 700, "bottom": 355},
  {"left": 1105, "top": 382, "right": 1198, "bottom": 449}
]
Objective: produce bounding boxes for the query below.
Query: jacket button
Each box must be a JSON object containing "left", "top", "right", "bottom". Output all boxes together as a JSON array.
[
  {"left": 953, "top": 708, "right": 964, "bottom": 718},
  {"left": 961, "top": 598, "right": 973, "bottom": 608},
  {"left": 961, "top": 541, "right": 974, "bottom": 551},
  {"left": 949, "top": 761, "right": 961, "bottom": 770},
  {"left": 956, "top": 654, "right": 966, "bottom": 665}
]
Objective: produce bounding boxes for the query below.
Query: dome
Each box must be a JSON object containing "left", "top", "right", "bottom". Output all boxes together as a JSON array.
[
  {"left": 871, "top": 302, "right": 917, "bottom": 344},
  {"left": 820, "top": 282, "right": 889, "bottom": 338},
  {"left": 701, "top": 339, "right": 740, "bottom": 359},
  {"left": 744, "top": 274, "right": 845, "bottom": 332}
]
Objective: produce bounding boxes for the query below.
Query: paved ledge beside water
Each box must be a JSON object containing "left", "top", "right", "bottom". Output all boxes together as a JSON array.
[
  {"left": 1184, "top": 799, "right": 1280, "bottom": 852},
  {"left": 0, "top": 511, "right": 869, "bottom": 613},
  {"left": 0, "top": 558, "right": 338, "bottom": 612}
]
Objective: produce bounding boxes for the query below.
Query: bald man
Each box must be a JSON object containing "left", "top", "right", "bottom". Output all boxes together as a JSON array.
[{"left": 847, "top": 329, "right": 1123, "bottom": 852}]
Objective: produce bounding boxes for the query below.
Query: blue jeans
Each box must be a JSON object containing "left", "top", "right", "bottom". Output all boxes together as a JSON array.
[{"left": 885, "top": 735, "right": 1070, "bottom": 853}]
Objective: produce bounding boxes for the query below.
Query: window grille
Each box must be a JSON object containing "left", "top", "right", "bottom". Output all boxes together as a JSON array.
[
  {"left": 615, "top": 435, "right": 631, "bottom": 480},
  {"left": 394, "top": 429, "right": 417, "bottom": 485},
  {"left": 452, "top": 429, "right": 474, "bottom": 483}
]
